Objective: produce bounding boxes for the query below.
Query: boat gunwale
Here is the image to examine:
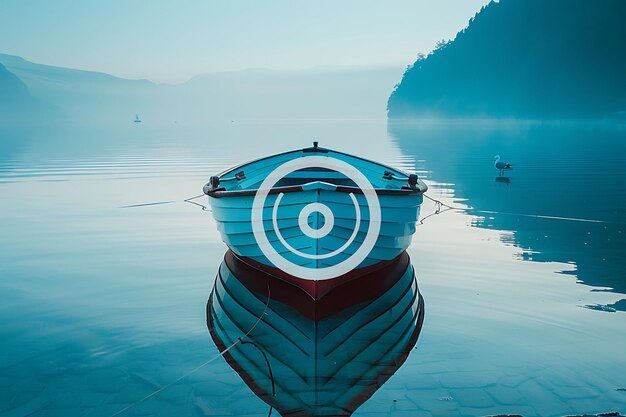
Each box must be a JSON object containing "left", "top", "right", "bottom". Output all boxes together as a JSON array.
[
  {"left": 207, "top": 182, "right": 426, "bottom": 198},
  {"left": 204, "top": 145, "right": 428, "bottom": 197}
]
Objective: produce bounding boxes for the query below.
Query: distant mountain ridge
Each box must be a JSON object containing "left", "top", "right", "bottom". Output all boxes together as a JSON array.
[
  {"left": 0, "top": 53, "right": 402, "bottom": 124},
  {"left": 387, "top": 0, "right": 626, "bottom": 119},
  {"left": 0, "top": 63, "right": 60, "bottom": 123},
  {"left": 0, "top": 53, "right": 159, "bottom": 123},
  {"left": 0, "top": 53, "right": 154, "bottom": 86}
]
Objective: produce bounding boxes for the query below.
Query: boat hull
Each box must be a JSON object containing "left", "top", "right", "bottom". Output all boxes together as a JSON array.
[{"left": 208, "top": 189, "right": 423, "bottom": 276}]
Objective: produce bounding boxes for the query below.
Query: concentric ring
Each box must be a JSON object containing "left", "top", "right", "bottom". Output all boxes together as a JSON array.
[
  {"left": 298, "top": 203, "right": 334, "bottom": 239},
  {"left": 251, "top": 155, "right": 381, "bottom": 281},
  {"left": 272, "top": 191, "right": 361, "bottom": 260}
]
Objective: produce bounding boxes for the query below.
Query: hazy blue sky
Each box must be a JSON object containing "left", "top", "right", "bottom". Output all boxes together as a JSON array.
[{"left": 0, "top": 0, "right": 489, "bottom": 83}]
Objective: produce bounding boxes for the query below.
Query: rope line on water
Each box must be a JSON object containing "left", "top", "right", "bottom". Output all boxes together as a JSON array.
[
  {"left": 183, "top": 193, "right": 210, "bottom": 211},
  {"left": 119, "top": 194, "right": 208, "bottom": 210},
  {"left": 419, "top": 193, "right": 612, "bottom": 226},
  {"left": 472, "top": 210, "right": 607, "bottom": 224},
  {"left": 119, "top": 201, "right": 175, "bottom": 209},
  {"left": 241, "top": 340, "right": 276, "bottom": 417},
  {"left": 105, "top": 282, "right": 272, "bottom": 417},
  {"left": 418, "top": 194, "right": 462, "bottom": 226},
  {"left": 185, "top": 190, "right": 612, "bottom": 226}
]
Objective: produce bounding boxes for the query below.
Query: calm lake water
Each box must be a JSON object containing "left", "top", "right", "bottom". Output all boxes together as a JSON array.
[{"left": 1, "top": 119, "right": 625, "bottom": 417}]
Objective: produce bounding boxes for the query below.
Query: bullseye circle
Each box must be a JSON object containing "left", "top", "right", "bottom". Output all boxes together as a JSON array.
[
  {"left": 298, "top": 203, "right": 334, "bottom": 239},
  {"left": 251, "top": 155, "right": 381, "bottom": 281},
  {"left": 272, "top": 192, "right": 360, "bottom": 260}
]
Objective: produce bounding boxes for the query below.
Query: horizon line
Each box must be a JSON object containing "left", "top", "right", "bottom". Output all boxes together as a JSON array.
[{"left": 0, "top": 51, "right": 408, "bottom": 85}]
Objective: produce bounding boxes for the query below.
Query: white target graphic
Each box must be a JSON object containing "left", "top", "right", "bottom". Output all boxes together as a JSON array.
[{"left": 251, "top": 155, "right": 381, "bottom": 280}]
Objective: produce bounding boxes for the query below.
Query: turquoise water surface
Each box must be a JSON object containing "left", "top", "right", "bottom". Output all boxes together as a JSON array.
[{"left": 1, "top": 120, "right": 625, "bottom": 416}]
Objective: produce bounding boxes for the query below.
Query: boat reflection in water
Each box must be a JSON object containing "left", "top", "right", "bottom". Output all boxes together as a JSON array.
[{"left": 207, "top": 250, "right": 424, "bottom": 417}]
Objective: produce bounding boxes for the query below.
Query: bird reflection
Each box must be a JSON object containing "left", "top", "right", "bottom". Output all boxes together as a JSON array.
[{"left": 206, "top": 250, "right": 425, "bottom": 417}]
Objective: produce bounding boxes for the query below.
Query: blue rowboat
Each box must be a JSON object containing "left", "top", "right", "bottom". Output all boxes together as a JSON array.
[
  {"left": 203, "top": 142, "right": 427, "bottom": 284},
  {"left": 207, "top": 250, "right": 424, "bottom": 417}
]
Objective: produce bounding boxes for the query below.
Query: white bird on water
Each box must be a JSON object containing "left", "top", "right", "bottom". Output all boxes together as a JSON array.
[{"left": 494, "top": 155, "right": 511, "bottom": 176}]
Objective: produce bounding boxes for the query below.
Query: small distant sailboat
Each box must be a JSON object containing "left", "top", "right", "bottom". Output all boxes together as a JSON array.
[{"left": 134, "top": 114, "right": 142, "bottom": 123}]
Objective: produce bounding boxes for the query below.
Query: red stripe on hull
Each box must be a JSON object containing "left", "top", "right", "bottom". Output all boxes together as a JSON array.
[{"left": 224, "top": 250, "right": 410, "bottom": 321}]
